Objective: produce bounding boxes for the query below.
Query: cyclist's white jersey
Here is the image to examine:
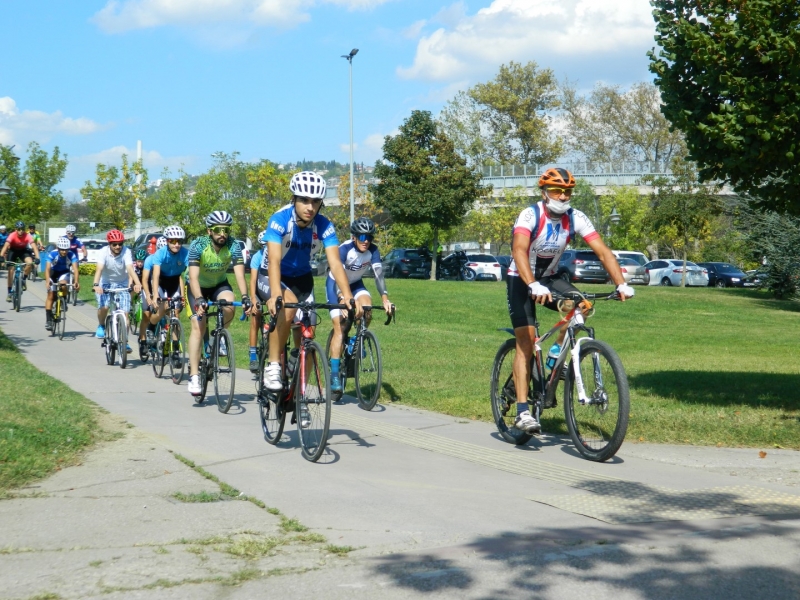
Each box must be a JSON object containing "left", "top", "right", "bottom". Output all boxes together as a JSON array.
[
  {"left": 328, "top": 240, "right": 388, "bottom": 296},
  {"left": 507, "top": 201, "right": 599, "bottom": 279}
]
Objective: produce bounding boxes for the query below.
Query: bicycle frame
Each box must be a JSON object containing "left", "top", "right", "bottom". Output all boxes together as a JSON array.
[{"left": 104, "top": 288, "right": 130, "bottom": 341}]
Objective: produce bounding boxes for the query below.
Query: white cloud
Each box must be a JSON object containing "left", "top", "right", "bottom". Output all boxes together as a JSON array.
[
  {"left": 339, "top": 142, "right": 359, "bottom": 154},
  {"left": 398, "top": 0, "right": 654, "bottom": 81},
  {"left": 0, "top": 97, "right": 105, "bottom": 146},
  {"left": 92, "top": 0, "right": 392, "bottom": 34},
  {"left": 73, "top": 145, "right": 195, "bottom": 172}
]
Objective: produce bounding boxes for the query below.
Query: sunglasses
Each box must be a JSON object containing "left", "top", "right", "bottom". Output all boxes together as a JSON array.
[
  {"left": 109, "top": 242, "right": 123, "bottom": 247},
  {"left": 167, "top": 239, "right": 183, "bottom": 244},
  {"left": 210, "top": 226, "right": 230, "bottom": 234},
  {"left": 356, "top": 234, "right": 373, "bottom": 243},
  {"left": 545, "top": 187, "right": 573, "bottom": 198}
]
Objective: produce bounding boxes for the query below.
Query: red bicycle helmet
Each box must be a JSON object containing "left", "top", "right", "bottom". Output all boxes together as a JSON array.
[
  {"left": 538, "top": 167, "right": 576, "bottom": 188},
  {"left": 106, "top": 229, "right": 125, "bottom": 243}
]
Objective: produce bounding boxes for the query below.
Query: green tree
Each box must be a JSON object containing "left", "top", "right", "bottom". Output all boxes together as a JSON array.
[
  {"left": 243, "top": 160, "right": 293, "bottom": 242},
  {"left": 81, "top": 154, "right": 147, "bottom": 231},
  {"left": 438, "top": 91, "right": 492, "bottom": 165},
  {"left": 649, "top": 1, "right": 800, "bottom": 212},
  {"left": 0, "top": 142, "right": 67, "bottom": 225},
  {"left": 143, "top": 168, "right": 205, "bottom": 237},
  {"left": 596, "top": 186, "right": 653, "bottom": 253},
  {"left": 372, "top": 110, "right": 485, "bottom": 280},
  {"left": 741, "top": 209, "right": 800, "bottom": 298}
]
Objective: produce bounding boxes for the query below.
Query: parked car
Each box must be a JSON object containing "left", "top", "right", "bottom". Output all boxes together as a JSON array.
[
  {"left": 84, "top": 240, "right": 109, "bottom": 264},
  {"left": 743, "top": 269, "right": 766, "bottom": 288},
  {"left": 310, "top": 251, "right": 329, "bottom": 276},
  {"left": 696, "top": 262, "right": 748, "bottom": 288},
  {"left": 497, "top": 255, "right": 512, "bottom": 281},
  {"left": 557, "top": 250, "right": 610, "bottom": 284},
  {"left": 465, "top": 254, "right": 502, "bottom": 281},
  {"left": 617, "top": 257, "right": 649, "bottom": 285},
  {"left": 612, "top": 250, "right": 648, "bottom": 267},
  {"left": 132, "top": 232, "right": 164, "bottom": 255},
  {"left": 644, "top": 259, "right": 709, "bottom": 286},
  {"left": 383, "top": 248, "right": 432, "bottom": 278}
]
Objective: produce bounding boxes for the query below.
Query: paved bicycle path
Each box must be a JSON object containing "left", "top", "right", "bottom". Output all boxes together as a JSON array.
[{"left": 1, "top": 286, "right": 800, "bottom": 599}]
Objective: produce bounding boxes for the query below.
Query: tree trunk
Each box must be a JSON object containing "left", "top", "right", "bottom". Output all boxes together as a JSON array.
[{"left": 430, "top": 227, "right": 439, "bottom": 281}]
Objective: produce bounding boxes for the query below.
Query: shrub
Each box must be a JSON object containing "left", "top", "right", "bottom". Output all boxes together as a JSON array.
[{"left": 78, "top": 263, "right": 96, "bottom": 276}]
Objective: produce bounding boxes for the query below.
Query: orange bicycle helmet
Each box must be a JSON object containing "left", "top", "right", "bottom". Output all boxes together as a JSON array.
[
  {"left": 538, "top": 167, "right": 576, "bottom": 188},
  {"left": 106, "top": 229, "right": 125, "bottom": 243}
]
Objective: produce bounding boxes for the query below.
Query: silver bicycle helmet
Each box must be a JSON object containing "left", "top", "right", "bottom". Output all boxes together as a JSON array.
[
  {"left": 163, "top": 225, "right": 186, "bottom": 239},
  {"left": 258, "top": 230, "right": 268, "bottom": 246},
  {"left": 65, "top": 224, "right": 77, "bottom": 234},
  {"left": 350, "top": 216, "right": 376, "bottom": 236},
  {"left": 156, "top": 236, "right": 168, "bottom": 249},
  {"left": 289, "top": 171, "right": 327, "bottom": 199},
  {"left": 205, "top": 211, "right": 233, "bottom": 227},
  {"left": 56, "top": 236, "right": 71, "bottom": 250}
]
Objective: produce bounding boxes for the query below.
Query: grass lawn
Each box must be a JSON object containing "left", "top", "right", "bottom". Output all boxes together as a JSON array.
[
  {"left": 76, "top": 273, "right": 800, "bottom": 449},
  {"left": 0, "top": 327, "right": 107, "bottom": 493}
]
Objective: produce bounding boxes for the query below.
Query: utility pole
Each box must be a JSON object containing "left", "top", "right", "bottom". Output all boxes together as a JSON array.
[
  {"left": 135, "top": 140, "right": 142, "bottom": 239},
  {"left": 341, "top": 48, "right": 359, "bottom": 224}
]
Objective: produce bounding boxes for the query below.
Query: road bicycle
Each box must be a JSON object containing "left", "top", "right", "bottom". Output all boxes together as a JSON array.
[
  {"left": 150, "top": 297, "right": 186, "bottom": 384},
  {"left": 325, "top": 304, "right": 395, "bottom": 410},
  {"left": 257, "top": 297, "right": 345, "bottom": 462},
  {"left": 5, "top": 261, "right": 27, "bottom": 313},
  {"left": 490, "top": 290, "right": 630, "bottom": 462},
  {"left": 101, "top": 287, "right": 131, "bottom": 369},
  {"left": 193, "top": 299, "right": 242, "bottom": 413},
  {"left": 49, "top": 277, "right": 76, "bottom": 340}
]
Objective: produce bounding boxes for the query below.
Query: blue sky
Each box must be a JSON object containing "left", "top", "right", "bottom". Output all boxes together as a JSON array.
[{"left": 1, "top": 1, "right": 656, "bottom": 198}]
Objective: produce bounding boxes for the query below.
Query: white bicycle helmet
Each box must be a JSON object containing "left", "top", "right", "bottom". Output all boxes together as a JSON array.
[
  {"left": 258, "top": 230, "right": 268, "bottom": 246},
  {"left": 205, "top": 211, "right": 233, "bottom": 227},
  {"left": 65, "top": 224, "right": 77, "bottom": 234},
  {"left": 163, "top": 225, "right": 186, "bottom": 239},
  {"left": 0, "top": 225, "right": 5, "bottom": 231},
  {"left": 289, "top": 171, "right": 327, "bottom": 199},
  {"left": 56, "top": 236, "right": 71, "bottom": 250},
  {"left": 156, "top": 236, "right": 168, "bottom": 249}
]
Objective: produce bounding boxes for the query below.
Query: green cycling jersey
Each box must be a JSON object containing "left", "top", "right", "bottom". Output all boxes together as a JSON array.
[{"left": 187, "top": 235, "right": 243, "bottom": 288}]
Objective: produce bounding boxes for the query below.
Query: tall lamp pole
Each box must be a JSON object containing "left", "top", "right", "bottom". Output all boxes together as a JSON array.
[{"left": 341, "top": 48, "right": 359, "bottom": 224}]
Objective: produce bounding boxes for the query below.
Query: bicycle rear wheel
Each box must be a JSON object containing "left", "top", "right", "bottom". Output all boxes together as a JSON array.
[
  {"left": 563, "top": 339, "right": 630, "bottom": 462},
  {"left": 295, "top": 340, "right": 331, "bottom": 462},
  {"left": 152, "top": 325, "right": 166, "bottom": 378},
  {"left": 490, "top": 338, "right": 533, "bottom": 445},
  {"left": 258, "top": 344, "right": 286, "bottom": 444},
  {"left": 324, "top": 329, "right": 347, "bottom": 401},
  {"left": 168, "top": 320, "right": 186, "bottom": 384},
  {"left": 194, "top": 357, "right": 210, "bottom": 404},
  {"left": 70, "top": 285, "right": 78, "bottom": 306},
  {"left": 355, "top": 330, "right": 382, "bottom": 411},
  {"left": 117, "top": 314, "right": 128, "bottom": 369},
  {"left": 213, "top": 329, "right": 235, "bottom": 413},
  {"left": 129, "top": 299, "right": 140, "bottom": 335}
]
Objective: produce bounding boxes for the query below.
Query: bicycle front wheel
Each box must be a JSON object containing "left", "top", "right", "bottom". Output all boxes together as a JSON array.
[
  {"left": 295, "top": 340, "right": 331, "bottom": 462},
  {"left": 258, "top": 345, "right": 286, "bottom": 444},
  {"left": 355, "top": 331, "right": 382, "bottom": 411},
  {"left": 490, "top": 338, "right": 533, "bottom": 445},
  {"left": 563, "top": 339, "right": 630, "bottom": 462},
  {"left": 104, "top": 317, "right": 116, "bottom": 366},
  {"left": 70, "top": 286, "right": 78, "bottom": 306},
  {"left": 117, "top": 314, "right": 128, "bottom": 369},
  {"left": 13, "top": 274, "right": 21, "bottom": 312},
  {"left": 57, "top": 299, "right": 67, "bottom": 340},
  {"left": 168, "top": 320, "right": 186, "bottom": 384},
  {"left": 213, "top": 329, "right": 235, "bottom": 413},
  {"left": 152, "top": 327, "right": 166, "bottom": 379}
]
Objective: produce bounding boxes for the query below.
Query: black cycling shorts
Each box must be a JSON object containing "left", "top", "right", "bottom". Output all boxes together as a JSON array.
[
  {"left": 507, "top": 275, "right": 581, "bottom": 329},
  {"left": 7, "top": 249, "right": 34, "bottom": 263},
  {"left": 255, "top": 271, "right": 314, "bottom": 304},
  {"left": 187, "top": 281, "right": 233, "bottom": 316}
]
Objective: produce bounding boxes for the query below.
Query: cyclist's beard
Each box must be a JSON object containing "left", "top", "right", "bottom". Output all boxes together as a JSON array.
[{"left": 212, "top": 235, "right": 227, "bottom": 249}]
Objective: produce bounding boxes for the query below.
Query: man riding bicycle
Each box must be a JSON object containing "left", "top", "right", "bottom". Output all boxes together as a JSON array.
[
  {"left": 65, "top": 225, "right": 88, "bottom": 261},
  {"left": 257, "top": 171, "right": 360, "bottom": 392},
  {"left": 186, "top": 211, "right": 251, "bottom": 396},
  {"left": 326, "top": 216, "right": 391, "bottom": 393},
  {"left": 148, "top": 227, "right": 188, "bottom": 360},
  {"left": 0, "top": 221, "right": 41, "bottom": 301},
  {"left": 44, "top": 236, "right": 80, "bottom": 330},
  {"left": 507, "top": 167, "right": 634, "bottom": 434},
  {"left": 28, "top": 224, "right": 44, "bottom": 252}
]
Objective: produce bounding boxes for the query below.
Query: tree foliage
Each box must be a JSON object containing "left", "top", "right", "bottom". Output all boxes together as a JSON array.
[
  {"left": 649, "top": 0, "right": 800, "bottom": 212},
  {"left": 81, "top": 154, "right": 147, "bottom": 231},
  {"left": 0, "top": 142, "right": 67, "bottom": 225},
  {"left": 741, "top": 209, "right": 800, "bottom": 298},
  {"left": 438, "top": 91, "right": 492, "bottom": 166},
  {"left": 562, "top": 82, "right": 686, "bottom": 164}
]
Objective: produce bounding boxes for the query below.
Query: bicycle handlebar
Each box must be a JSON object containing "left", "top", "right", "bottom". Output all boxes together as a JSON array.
[
  {"left": 358, "top": 304, "right": 397, "bottom": 325},
  {"left": 101, "top": 286, "right": 133, "bottom": 294},
  {"left": 551, "top": 291, "right": 622, "bottom": 301}
]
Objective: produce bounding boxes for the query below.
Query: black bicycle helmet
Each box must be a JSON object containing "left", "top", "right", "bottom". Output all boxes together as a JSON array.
[
  {"left": 14, "top": 220, "right": 24, "bottom": 229},
  {"left": 350, "top": 216, "right": 376, "bottom": 236}
]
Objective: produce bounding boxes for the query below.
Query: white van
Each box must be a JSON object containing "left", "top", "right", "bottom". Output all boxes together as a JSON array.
[{"left": 612, "top": 250, "right": 648, "bottom": 266}]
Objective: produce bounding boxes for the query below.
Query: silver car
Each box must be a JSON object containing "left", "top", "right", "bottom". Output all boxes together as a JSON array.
[
  {"left": 617, "top": 257, "right": 649, "bottom": 285},
  {"left": 644, "top": 259, "right": 709, "bottom": 287}
]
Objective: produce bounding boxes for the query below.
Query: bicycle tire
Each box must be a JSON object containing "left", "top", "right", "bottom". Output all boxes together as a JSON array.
[
  {"left": 168, "top": 320, "right": 186, "bottom": 384},
  {"left": 195, "top": 357, "right": 210, "bottom": 404},
  {"left": 57, "top": 298, "right": 67, "bottom": 340},
  {"left": 13, "top": 272, "right": 21, "bottom": 312},
  {"left": 50, "top": 298, "right": 59, "bottom": 338},
  {"left": 324, "top": 329, "right": 347, "bottom": 401},
  {"left": 128, "top": 299, "right": 140, "bottom": 335},
  {"left": 151, "top": 324, "right": 166, "bottom": 379},
  {"left": 213, "top": 329, "right": 235, "bottom": 413},
  {"left": 490, "top": 338, "right": 533, "bottom": 445},
  {"left": 355, "top": 330, "right": 382, "bottom": 411},
  {"left": 258, "top": 342, "right": 286, "bottom": 444},
  {"left": 104, "top": 317, "right": 116, "bottom": 366},
  {"left": 295, "top": 340, "right": 331, "bottom": 462},
  {"left": 117, "top": 313, "right": 128, "bottom": 369},
  {"left": 71, "top": 285, "right": 78, "bottom": 307},
  {"left": 563, "top": 339, "right": 630, "bottom": 462}
]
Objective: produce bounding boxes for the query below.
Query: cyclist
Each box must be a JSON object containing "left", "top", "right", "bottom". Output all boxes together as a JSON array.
[
  {"left": 507, "top": 167, "right": 634, "bottom": 434},
  {"left": 43, "top": 236, "right": 80, "bottom": 330},
  {"left": 0, "top": 225, "right": 8, "bottom": 248},
  {"left": 148, "top": 227, "right": 188, "bottom": 361},
  {"left": 257, "top": 171, "right": 359, "bottom": 393},
  {"left": 0, "top": 221, "right": 41, "bottom": 301},
  {"left": 27, "top": 224, "right": 44, "bottom": 252},
  {"left": 326, "top": 216, "right": 391, "bottom": 393},
  {"left": 91, "top": 230, "right": 142, "bottom": 352},
  {"left": 65, "top": 225, "right": 87, "bottom": 261},
  {"left": 186, "top": 211, "right": 251, "bottom": 396},
  {"left": 138, "top": 239, "right": 164, "bottom": 356},
  {"left": 248, "top": 230, "right": 268, "bottom": 373}
]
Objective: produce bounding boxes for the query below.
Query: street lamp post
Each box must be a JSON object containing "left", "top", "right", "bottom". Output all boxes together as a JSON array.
[{"left": 341, "top": 48, "right": 359, "bottom": 224}]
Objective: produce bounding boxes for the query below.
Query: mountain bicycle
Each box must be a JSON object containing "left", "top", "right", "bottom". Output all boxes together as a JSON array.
[
  {"left": 256, "top": 297, "right": 345, "bottom": 462},
  {"left": 490, "top": 290, "right": 630, "bottom": 462},
  {"left": 101, "top": 287, "right": 131, "bottom": 369},
  {"left": 325, "top": 304, "right": 395, "bottom": 410},
  {"left": 5, "top": 262, "right": 26, "bottom": 313},
  {"left": 150, "top": 297, "right": 186, "bottom": 384},
  {"left": 50, "top": 278, "right": 76, "bottom": 340},
  {"left": 194, "top": 299, "right": 242, "bottom": 413}
]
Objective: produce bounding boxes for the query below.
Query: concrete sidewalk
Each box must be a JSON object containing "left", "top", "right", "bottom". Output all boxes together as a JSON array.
[{"left": 1, "top": 284, "right": 799, "bottom": 599}]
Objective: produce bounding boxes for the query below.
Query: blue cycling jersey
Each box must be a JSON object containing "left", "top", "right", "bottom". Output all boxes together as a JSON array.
[
  {"left": 262, "top": 206, "right": 339, "bottom": 277},
  {"left": 0, "top": 233, "right": 8, "bottom": 247},
  {"left": 46, "top": 249, "right": 78, "bottom": 273},
  {"left": 68, "top": 237, "right": 84, "bottom": 255},
  {"left": 250, "top": 249, "right": 263, "bottom": 271},
  {"left": 151, "top": 245, "right": 189, "bottom": 277}
]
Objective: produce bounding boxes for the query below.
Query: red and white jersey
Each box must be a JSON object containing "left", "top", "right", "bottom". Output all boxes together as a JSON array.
[
  {"left": 4, "top": 231, "right": 33, "bottom": 251},
  {"left": 507, "top": 201, "right": 599, "bottom": 279}
]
